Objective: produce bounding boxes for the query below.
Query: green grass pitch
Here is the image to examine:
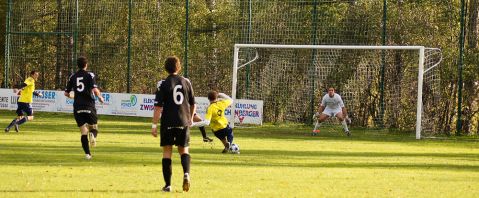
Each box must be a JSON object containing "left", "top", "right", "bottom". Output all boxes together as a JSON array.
[{"left": 1, "top": 110, "right": 478, "bottom": 197}]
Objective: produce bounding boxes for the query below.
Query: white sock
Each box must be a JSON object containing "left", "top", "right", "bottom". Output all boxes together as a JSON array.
[
  {"left": 313, "top": 122, "right": 322, "bottom": 132},
  {"left": 341, "top": 120, "right": 349, "bottom": 132}
]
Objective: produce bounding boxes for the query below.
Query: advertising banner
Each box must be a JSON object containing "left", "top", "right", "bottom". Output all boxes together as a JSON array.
[
  {"left": 0, "top": 89, "right": 263, "bottom": 125},
  {"left": 0, "top": 89, "right": 17, "bottom": 110}
]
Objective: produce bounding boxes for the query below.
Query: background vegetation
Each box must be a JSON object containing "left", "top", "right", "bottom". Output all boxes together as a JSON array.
[{"left": 0, "top": 0, "right": 478, "bottom": 134}]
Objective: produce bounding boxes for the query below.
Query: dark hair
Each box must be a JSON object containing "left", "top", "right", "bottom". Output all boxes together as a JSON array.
[
  {"left": 30, "top": 70, "right": 38, "bottom": 75},
  {"left": 164, "top": 56, "right": 181, "bottom": 74},
  {"left": 77, "top": 56, "right": 88, "bottom": 69},
  {"left": 207, "top": 90, "right": 218, "bottom": 102}
]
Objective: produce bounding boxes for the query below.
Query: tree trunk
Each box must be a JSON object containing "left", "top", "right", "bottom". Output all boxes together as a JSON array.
[
  {"left": 467, "top": 0, "right": 479, "bottom": 49},
  {"left": 55, "top": 0, "right": 63, "bottom": 89},
  {"left": 206, "top": 0, "right": 219, "bottom": 90}
]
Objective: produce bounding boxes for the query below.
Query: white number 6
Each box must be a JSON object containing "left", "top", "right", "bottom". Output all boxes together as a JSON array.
[{"left": 173, "top": 85, "right": 184, "bottom": 105}]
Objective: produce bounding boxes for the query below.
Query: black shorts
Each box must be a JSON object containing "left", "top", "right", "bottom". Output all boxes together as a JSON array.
[
  {"left": 73, "top": 107, "right": 98, "bottom": 127},
  {"left": 213, "top": 126, "right": 232, "bottom": 139},
  {"left": 160, "top": 125, "right": 190, "bottom": 147},
  {"left": 16, "top": 102, "right": 33, "bottom": 116}
]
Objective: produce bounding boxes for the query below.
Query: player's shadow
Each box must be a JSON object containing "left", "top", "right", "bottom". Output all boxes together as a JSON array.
[
  {"left": 233, "top": 125, "right": 479, "bottom": 145},
  {"left": 190, "top": 148, "right": 479, "bottom": 171},
  {"left": 2, "top": 142, "right": 478, "bottom": 172}
]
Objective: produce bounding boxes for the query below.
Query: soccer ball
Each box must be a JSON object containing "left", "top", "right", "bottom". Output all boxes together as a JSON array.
[{"left": 229, "top": 143, "right": 240, "bottom": 154}]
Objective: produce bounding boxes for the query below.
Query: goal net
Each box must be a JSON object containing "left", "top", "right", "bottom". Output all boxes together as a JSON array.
[{"left": 231, "top": 44, "right": 442, "bottom": 139}]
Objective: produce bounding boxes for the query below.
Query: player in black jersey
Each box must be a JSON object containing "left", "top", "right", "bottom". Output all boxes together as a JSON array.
[
  {"left": 154, "top": 80, "right": 213, "bottom": 143},
  {"left": 151, "top": 56, "right": 194, "bottom": 192},
  {"left": 64, "top": 56, "right": 105, "bottom": 160}
]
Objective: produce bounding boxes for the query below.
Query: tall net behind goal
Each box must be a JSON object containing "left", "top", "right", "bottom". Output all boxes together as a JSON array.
[{"left": 232, "top": 44, "right": 442, "bottom": 139}]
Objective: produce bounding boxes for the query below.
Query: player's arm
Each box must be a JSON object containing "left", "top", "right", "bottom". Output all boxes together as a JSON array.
[
  {"left": 151, "top": 106, "right": 162, "bottom": 137},
  {"left": 23, "top": 78, "right": 34, "bottom": 86},
  {"left": 64, "top": 74, "right": 74, "bottom": 98},
  {"left": 16, "top": 82, "right": 28, "bottom": 90},
  {"left": 14, "top": 79, "right": 33, "bottom": 94},
  {"left": 339, "top": 97, "right": 348, "bottom": 118},
  {"left": 89, "top": 72, "right": 104, "bottom": 103},
  {"left": 151, "top": 83, "right": 163, "bottom": 137},
  {"left": 185, "top": 79, "right": 196, "bottom": 126},
  {"left": 315, "top": 97, "right": 326, "bottom": 118},
  {"left": 23, "top": 78, "right": 43, "bottom": 97},
  {"left": 315, "top": 106, "right": 325, "bottom": 118},
  {"left": 318, "top": 105, "right": 325, "bottom": 114},
  {"left": 217, "top": 93, "right": 233, "bottom": 108},
  {"left": 93, "top": 88, "right": 104, "bottom": 103},
  {"left": 33, "top": 91, "right": 43, "bottom": 97},
  {"left": 189, "top": 104, "right": 196, "bottom": 126},
  {"left": 217, "top": 93, "right": 232, "bottom": 101},
  {"left": 342, "top": 107, "right": 348, "bottom": 117},
  {"left": 64, "top": 91, "right": 73, "bottom": 99}
]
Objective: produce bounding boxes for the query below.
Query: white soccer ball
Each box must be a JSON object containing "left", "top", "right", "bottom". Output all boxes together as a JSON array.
[{"left": 230, "top": 143, "right": 240, "bottom": 154}]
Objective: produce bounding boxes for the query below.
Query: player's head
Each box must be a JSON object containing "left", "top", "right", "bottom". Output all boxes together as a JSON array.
[
  {"left": 30, "top": 70, "right": 40, "bottom": 80},
  {"left": 164, "top": 56, "right": 181, "bottom": 74},
  {"left": 327, "top": 87, "right": 335, "bottom": 97},
  {"left": 77, "top": 56, "right": 88, "bottom": 69},
  {"left": 207, "top": 90, "right": 219, "bottom": 102}
]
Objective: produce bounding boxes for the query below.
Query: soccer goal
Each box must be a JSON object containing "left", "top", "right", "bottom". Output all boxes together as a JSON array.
[{"left": 230, "top": 44, "right": 442, "bottom": 139}]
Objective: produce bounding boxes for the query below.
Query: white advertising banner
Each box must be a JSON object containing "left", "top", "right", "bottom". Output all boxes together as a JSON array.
[
  {"left": 232, "top": 99, "right": 263, "bottom": 125},
  {"left": 31, "top": 90, "right": 58, "bottom": 112},
  {"left": 0, "top": 89, "right": 18, "bottom": 110},
  {"left": 0, "top": 88, "right": 263, "bottom": 125},
  {"left": 193, "top": 97, "right": 263, "bottom": 125}
]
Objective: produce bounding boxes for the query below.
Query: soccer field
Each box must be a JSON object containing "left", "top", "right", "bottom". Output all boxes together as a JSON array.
[{"left": 1, "top": 110, "right": 478, "bottom": 197}]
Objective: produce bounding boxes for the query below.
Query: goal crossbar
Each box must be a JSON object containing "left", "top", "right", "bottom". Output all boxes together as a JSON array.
[{"left": 231, "top": 44, "right": 436, "bottom": 139}]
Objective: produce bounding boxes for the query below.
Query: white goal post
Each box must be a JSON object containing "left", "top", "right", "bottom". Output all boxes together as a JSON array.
[{"left": 231, "top": 44, "right": 442, "bottom": 139}]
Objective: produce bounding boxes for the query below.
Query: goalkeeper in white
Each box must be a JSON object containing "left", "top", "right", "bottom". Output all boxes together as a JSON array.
[{"left": 312, "top": 87, "right": 351, "bottom": 136}]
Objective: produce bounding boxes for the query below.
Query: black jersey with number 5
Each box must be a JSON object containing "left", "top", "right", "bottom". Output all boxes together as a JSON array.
[
  {"left": 154, "top": 74, "right": 195, "bottom": 127},
  {"left": 65, "top": 70, "right": 98, "bottom": 109}
]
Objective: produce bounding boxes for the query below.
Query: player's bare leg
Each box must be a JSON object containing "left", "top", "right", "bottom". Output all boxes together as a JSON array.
[
  {"left": 193, "top": 114, "right": 213, "bottom": 142},
  {"left": 312, "top": 113, "right": 329, "bottom": 136},
  {"left": 336, "top": 112, "right": 350, "bottom": 136},
  {"left": 88, "top": 124, "right": 98, "bottom": 147}
]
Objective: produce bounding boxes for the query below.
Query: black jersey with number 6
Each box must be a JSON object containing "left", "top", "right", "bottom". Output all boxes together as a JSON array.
[
  {"left": 154, "top": 74, "right": 195, "bottom": 127},
  {"left": 65, "top": 70, "right": 98, "bottom": 109}
]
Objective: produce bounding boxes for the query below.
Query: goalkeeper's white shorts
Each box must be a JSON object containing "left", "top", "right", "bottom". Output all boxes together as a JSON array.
[{"left": 321, "top": 108, "right": 342, "bottom": 117}]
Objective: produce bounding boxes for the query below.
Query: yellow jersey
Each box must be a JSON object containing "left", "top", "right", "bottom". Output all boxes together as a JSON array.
[
  {"left": 204, "top": 99, "right": 232, "bottom": 132},
  {"left": 18, "top": 77, "right": 36, "bottom": 103}
]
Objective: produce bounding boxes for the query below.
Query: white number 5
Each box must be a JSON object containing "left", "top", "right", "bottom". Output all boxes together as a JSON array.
[
  {"left": 76, "top": 77, "right": 84, "bottom": 92},
  {"left": 173, "top": 85, "right": 184, "bottom": 105}
]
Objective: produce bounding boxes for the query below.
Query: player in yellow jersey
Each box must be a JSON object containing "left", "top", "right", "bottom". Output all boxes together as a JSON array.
[
  {"left": 5, "top": 71, "right": 43, "bottom": 133},
  {"left": 192, "top": 91, "right": 236, "bottom": 153}
]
